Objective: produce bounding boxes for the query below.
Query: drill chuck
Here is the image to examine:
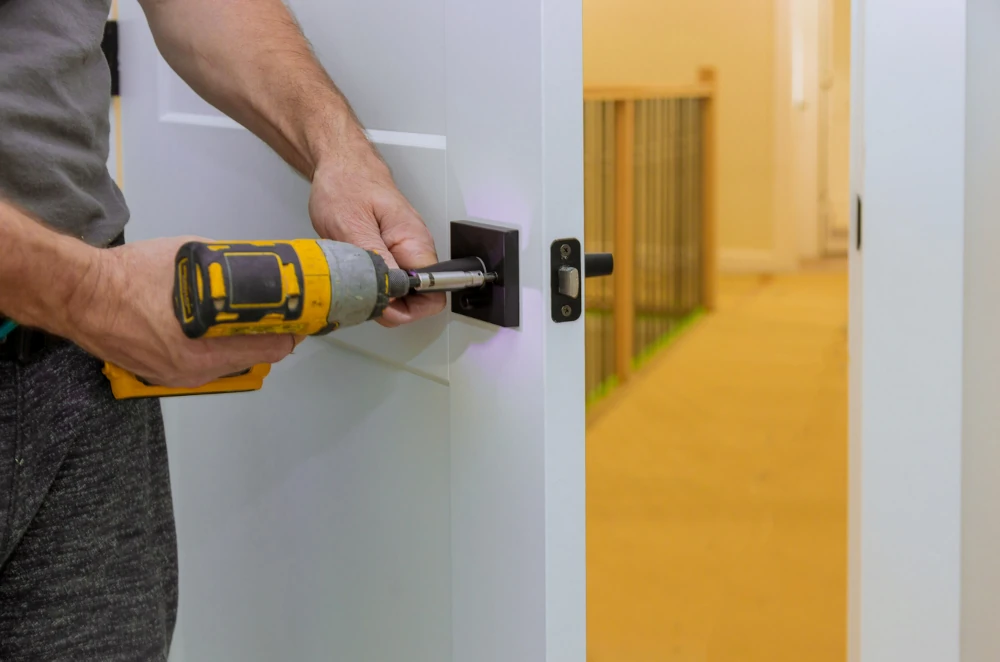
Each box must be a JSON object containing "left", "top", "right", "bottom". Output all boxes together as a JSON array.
[
  {"left": 315, "top": 240, "right": 395, "bottom": 332},
  {"left": 388, "top": 269, "right": 413, "bottom": 298}
]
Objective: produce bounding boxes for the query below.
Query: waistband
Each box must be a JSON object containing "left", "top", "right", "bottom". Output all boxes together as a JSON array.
[{"left": 0, "top": 232, "right": 125, "bottom": 363}]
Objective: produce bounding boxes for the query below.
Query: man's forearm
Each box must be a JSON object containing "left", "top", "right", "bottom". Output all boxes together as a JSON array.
[
  {"left": 0, "top": 203, "right": 100, "bottom": 334},
  {"left": 139, "top": 0, "right": 369, "bottom": 180}
]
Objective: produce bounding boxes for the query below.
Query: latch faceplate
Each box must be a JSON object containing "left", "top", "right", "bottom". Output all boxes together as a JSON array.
[{"left": 550, "top": 239, "right": 614, "bottom": 323}]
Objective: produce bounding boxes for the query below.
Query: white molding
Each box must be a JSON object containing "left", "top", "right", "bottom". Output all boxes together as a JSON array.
[
  {"left": 962, "top": 2, "right": 1000, "bottom": 656},
  {"left": 367, "top": 129, "right": 447, "bottom": 150},
  {"left": 160, "top": 112, "right": 448, "bottom": 150}
]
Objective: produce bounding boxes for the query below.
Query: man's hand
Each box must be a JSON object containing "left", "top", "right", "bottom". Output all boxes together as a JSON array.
[
  {"left": 309, "top": 137, "right": 446, "bottom": 327},
  {"left": 66, "top": 237, "right": 296, "bottom": 389}
]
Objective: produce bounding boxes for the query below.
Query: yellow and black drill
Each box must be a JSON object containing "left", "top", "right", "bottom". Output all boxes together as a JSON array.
[{"left": 103, "top": 239, "right": 494, "bottom": 399}]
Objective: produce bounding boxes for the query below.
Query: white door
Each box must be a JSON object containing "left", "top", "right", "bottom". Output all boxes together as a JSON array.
[
  {"left": 850, "top": 0, "right": 998, "bottom": 660},
  {"left": 116, "top": 2, "right": 585, "bottom": 661}
]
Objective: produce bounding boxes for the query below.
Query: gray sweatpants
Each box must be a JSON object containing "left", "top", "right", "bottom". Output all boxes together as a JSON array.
[{"left": 0, "top": 341, "right": 178, "bottom": 660}]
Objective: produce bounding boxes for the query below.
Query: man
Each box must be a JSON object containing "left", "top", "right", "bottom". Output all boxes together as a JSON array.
[{"left": 0, "top": 0, "right": 445, "bottom": 658}]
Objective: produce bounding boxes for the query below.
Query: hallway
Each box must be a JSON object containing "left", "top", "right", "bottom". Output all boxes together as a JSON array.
[{"left": 587, "top": 269, "right": 848, "bottom": 661}]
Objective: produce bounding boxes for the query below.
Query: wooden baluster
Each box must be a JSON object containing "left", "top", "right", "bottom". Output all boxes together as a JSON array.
[
  {"left": 614, "top": 99, "right": 636, "bottom": 383},
  {"left": 698, "top": 67, "right": 718, "bottom": 312}
]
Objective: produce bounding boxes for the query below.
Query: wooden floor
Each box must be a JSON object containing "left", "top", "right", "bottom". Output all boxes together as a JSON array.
[{"left": 586, "top": 269, "right": 848, "bottom": 662}]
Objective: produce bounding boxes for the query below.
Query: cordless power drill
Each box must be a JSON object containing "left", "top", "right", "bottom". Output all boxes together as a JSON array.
[{"left": 102, "top": 239, "right": 495, "bottom": 399}]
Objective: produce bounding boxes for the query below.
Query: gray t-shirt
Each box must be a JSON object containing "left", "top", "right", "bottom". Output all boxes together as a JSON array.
[{"left": 0, "top": 0, "right": 128, "bottom": 247}]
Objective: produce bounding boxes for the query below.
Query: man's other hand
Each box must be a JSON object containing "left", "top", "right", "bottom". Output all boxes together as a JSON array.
[
  {"left": 308, "top": 136, "right": 447, "bottom": 328},
  {"left": 70, "top": 237, "right": 297, "bottom": 389}
]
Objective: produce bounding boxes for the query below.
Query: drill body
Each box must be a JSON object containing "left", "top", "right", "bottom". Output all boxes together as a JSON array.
[
  {"left": 104, "top": 239, "right": 414, "bottom": 400},
  {"left": 174, "top": 239, "right": 409, "bottom": 339}
]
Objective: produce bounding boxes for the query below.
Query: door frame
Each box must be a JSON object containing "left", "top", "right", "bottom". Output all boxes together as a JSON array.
[
  {"left": 849, "top": 0, "right": 968, "bottom": 660},
  {"left": 816, "top": 0, "right": 851, "bottom": 256},
  {"left": 770, "top": 0, "right": 804, "bottom": 271},
  {"left": 773, "top": 0, "right": 850, "bottom": 268}
]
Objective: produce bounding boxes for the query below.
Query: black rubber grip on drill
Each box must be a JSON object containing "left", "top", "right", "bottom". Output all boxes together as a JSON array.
[
  {"left": 366, "top": 250, "right": 393, "bottom": 321},
  {"left": 172, "top": 241, "right": 304, "bottom": 339},
  {"left": 387, "top": 269, "right": 412, "bottom": 298}
]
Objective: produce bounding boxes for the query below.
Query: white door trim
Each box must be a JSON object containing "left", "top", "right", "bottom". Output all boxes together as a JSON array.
[
  {"left": 850, "top": 0, "right": 966, "bottom": 660},
  {"left": 847, "top": 1, "right": 863, "bottom": 659},
  {"left": 770, "top": 0, "right": 807, "bottom": 272}
]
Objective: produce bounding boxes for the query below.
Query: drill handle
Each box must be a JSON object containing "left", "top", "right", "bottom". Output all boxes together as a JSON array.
[{"left": 173, "top": 241, "right": 312, "bottom": 339}]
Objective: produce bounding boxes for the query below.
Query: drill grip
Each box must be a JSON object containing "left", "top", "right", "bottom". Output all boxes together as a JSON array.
[{"left": 173, "top": 240, "right": 324, "bottom": 339}]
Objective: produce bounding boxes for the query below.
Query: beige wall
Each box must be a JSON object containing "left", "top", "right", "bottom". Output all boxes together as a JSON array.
[{"left": 584, "top": 0, "right": 777, "bottom": 254}]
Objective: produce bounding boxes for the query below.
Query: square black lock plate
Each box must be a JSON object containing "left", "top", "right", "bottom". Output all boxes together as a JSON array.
[{"left": 450, "top": 221, "right": 519, "bottom": 328}]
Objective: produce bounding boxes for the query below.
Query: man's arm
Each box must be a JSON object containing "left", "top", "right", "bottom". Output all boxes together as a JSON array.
[
  {"left": 0, "top": 201, "right": 100, "bottom": 334},
  {"left": 138, "top": 0, "right": 446, "bottom": 326},
  {"left": 0, "top": 200, "right": 295, "bottom": 387}
]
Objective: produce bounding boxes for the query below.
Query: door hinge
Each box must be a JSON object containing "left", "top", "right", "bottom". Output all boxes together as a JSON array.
[{"left": 102, "top": 20, "right": 119, "bottom": 97}]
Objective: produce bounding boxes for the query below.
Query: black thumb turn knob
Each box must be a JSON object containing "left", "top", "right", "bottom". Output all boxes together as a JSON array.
[{"left": 584, "top": 253, "right": 614, "bottom": 278}]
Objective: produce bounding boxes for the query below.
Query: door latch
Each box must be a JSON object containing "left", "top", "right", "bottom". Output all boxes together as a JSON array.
[{"left": 551, "top": 239, "right": 613, "bottom": 323}]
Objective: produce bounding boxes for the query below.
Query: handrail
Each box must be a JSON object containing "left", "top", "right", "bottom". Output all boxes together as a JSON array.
[
  {"left": 583, "top": 83, "right": 714, "bottom": 102},
  {"left": 699, "top": 68, "right": 718, "bottom": 313}
]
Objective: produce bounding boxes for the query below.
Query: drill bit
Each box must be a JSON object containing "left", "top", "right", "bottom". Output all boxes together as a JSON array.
[{"left": 406, "top": 269, "right": 496, "bottom": 293}]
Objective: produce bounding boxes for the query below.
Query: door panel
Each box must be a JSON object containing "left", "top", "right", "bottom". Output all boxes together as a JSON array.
[
  {"left": 119, "top": 0, "right": 584, "bottom": 659},
  {"left": 154, "top": 4, "right": 446, "bottom": 135},
  {"left": 329, "top": 144, "right": 450, "bottom": 382},
  {"left": 130, "top": 51, "right": 452, "bottom": 375},
  {"left": 164, "top": 345, "right": 451, "bottom": 661},
  {"left": 287, "top": 0, "right": 446, "bottom": 135},
  {"left": 119, "top": 112, "right": 450, "bottom": 375}
]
